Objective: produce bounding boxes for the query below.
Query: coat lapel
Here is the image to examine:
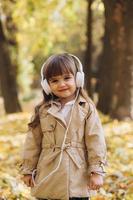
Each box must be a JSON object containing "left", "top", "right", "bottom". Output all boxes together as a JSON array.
[
  {"left": 45, "top": 96, "right": 88, "bottom": 130},
  {"left": 47, "top": 103, "right": 67, "bottom": 128},
  {"left": 69, "top": 96, "right": 88, "bottom": 129}
]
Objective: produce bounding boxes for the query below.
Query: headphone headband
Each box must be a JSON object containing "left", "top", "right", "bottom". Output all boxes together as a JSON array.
[
  {"left": 68, "top": 54, "right": 83, "bottom": 72},
  {"left": 40, "top": 62, "right": 46, "bottom": 80}
]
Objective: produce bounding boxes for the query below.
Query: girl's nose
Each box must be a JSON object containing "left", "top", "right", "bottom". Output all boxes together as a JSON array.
[{"left": 58, "top": 80, "right": 66, "bottom": 87}]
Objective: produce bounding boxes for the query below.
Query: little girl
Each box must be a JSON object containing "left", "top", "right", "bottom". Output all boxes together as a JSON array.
[{"left": 21, "top": 53, "right": 107, "bottom": 200}]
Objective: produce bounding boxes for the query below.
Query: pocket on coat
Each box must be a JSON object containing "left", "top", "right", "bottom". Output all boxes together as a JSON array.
[
  {"left": 68, "top": 148, "right": 87, "bottom": 169},
  {"left": 40, "top": 115, "right": 56, "bottom": 132},
  {"left": 40, "top": 115, "right": 56, "bottom": 144}
]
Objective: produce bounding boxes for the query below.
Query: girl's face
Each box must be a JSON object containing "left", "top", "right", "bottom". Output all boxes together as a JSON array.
[{"left": 49, "top": 73, "right": 76, "bottom": 104}]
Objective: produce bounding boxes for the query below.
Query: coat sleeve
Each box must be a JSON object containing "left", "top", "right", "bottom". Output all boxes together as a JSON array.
[
  {"left": 85, "top": 102, "right": 107, "bottom": 175},
  {"left": 20, "top": 123, "right": 43, "bottom": 175}
]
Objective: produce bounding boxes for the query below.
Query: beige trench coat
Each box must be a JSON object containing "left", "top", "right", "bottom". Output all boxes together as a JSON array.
[{"left": 21, "top": 95, "right": 106, "bottom": 199}]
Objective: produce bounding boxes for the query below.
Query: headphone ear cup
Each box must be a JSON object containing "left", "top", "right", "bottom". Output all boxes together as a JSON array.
[
  {"left": 76, "top": 72, "right": 84, "bottom": 88},
  {"left": 41, "top": 79, "right": 51, "bottom": 95}
]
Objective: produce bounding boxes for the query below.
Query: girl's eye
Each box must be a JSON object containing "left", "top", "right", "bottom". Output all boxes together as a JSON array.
[
  {"left": 64, "top": 76, "right": 71, "bottom": 80},
  {"left": 50, "top": 79, "right": 58, "bottom": 83}
]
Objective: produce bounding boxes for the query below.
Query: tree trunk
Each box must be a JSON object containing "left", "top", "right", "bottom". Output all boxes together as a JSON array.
[
  {"left": 97, "top": 0, "right": 133, "bottom": 120},
  {"left": 97, "top": 0, "right": 115, "bottom": 114},
  {"left": 0, "top": 19, "right": 22, "bottom": 113},
  {"left": 84, "top": 0, "right": 93, "bottom": 97},
  {"left": 111, "top": 0, "right": 133, "bottom": 119}
]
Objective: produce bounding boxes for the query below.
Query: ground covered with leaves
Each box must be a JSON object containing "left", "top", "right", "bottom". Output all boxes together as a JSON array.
[{"left": 0, "top": 112, "right": 133, "bottom": 200}]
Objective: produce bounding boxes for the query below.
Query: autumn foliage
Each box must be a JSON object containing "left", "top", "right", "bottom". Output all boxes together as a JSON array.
[{"left": 0, "top": 111, "right": 132, "bottom": 199}]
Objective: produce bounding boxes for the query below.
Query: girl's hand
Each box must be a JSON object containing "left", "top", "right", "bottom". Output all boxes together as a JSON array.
[
  {"left": 21, "top": 174, "right": 34, "bottom": 187},
  {"left": 88, "top": 173, "right": 104, "bottom": 190}
]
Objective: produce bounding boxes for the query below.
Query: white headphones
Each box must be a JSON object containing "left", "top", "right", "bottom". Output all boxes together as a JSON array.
[{"left": 41, "top": 54, "right": 84, "bottom": 95}]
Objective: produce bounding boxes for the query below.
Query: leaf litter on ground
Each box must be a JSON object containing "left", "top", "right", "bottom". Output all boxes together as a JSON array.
[{"left": 0, "top": 112, "right": 133, "bottom": 200}]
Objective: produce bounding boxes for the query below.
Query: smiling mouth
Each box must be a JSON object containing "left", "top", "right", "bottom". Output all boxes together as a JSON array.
[{"left": 58, "top": 88, "right": 69, "bottom": 92}]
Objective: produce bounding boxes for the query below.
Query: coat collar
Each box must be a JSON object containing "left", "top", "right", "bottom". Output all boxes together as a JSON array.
[
  {"left": 42, "top": 95, "right": 88, "bottom": 128},
  {"left": 44, "top": 95, "right": 87, "bottom": 108}
]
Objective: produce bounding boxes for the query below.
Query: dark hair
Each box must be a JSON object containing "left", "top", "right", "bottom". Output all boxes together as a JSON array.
[
  {"left": 44, "top": 54, "right": 77, "bottom": 80},
  {"left": 28, "top": 53, "right": 89, "bottom": 129}
]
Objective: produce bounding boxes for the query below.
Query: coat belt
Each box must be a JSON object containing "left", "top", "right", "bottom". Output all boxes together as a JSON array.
[
  {"left": 41, "top": 142, "right": 86, "bottom": 169},
  {"left": 42, "top": 141, "right": 85, "bottom": 149}
]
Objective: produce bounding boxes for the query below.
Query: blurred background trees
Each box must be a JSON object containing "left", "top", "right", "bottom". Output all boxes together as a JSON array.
[
  {"left": 0, "top": 0, "right": 21, "bottom": 113},
  {"left": 97, "top": 0, "right": 133, "bottom": 120},
  {"left": 0, "top": 0, "right": 133, "bottom": 120}
]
